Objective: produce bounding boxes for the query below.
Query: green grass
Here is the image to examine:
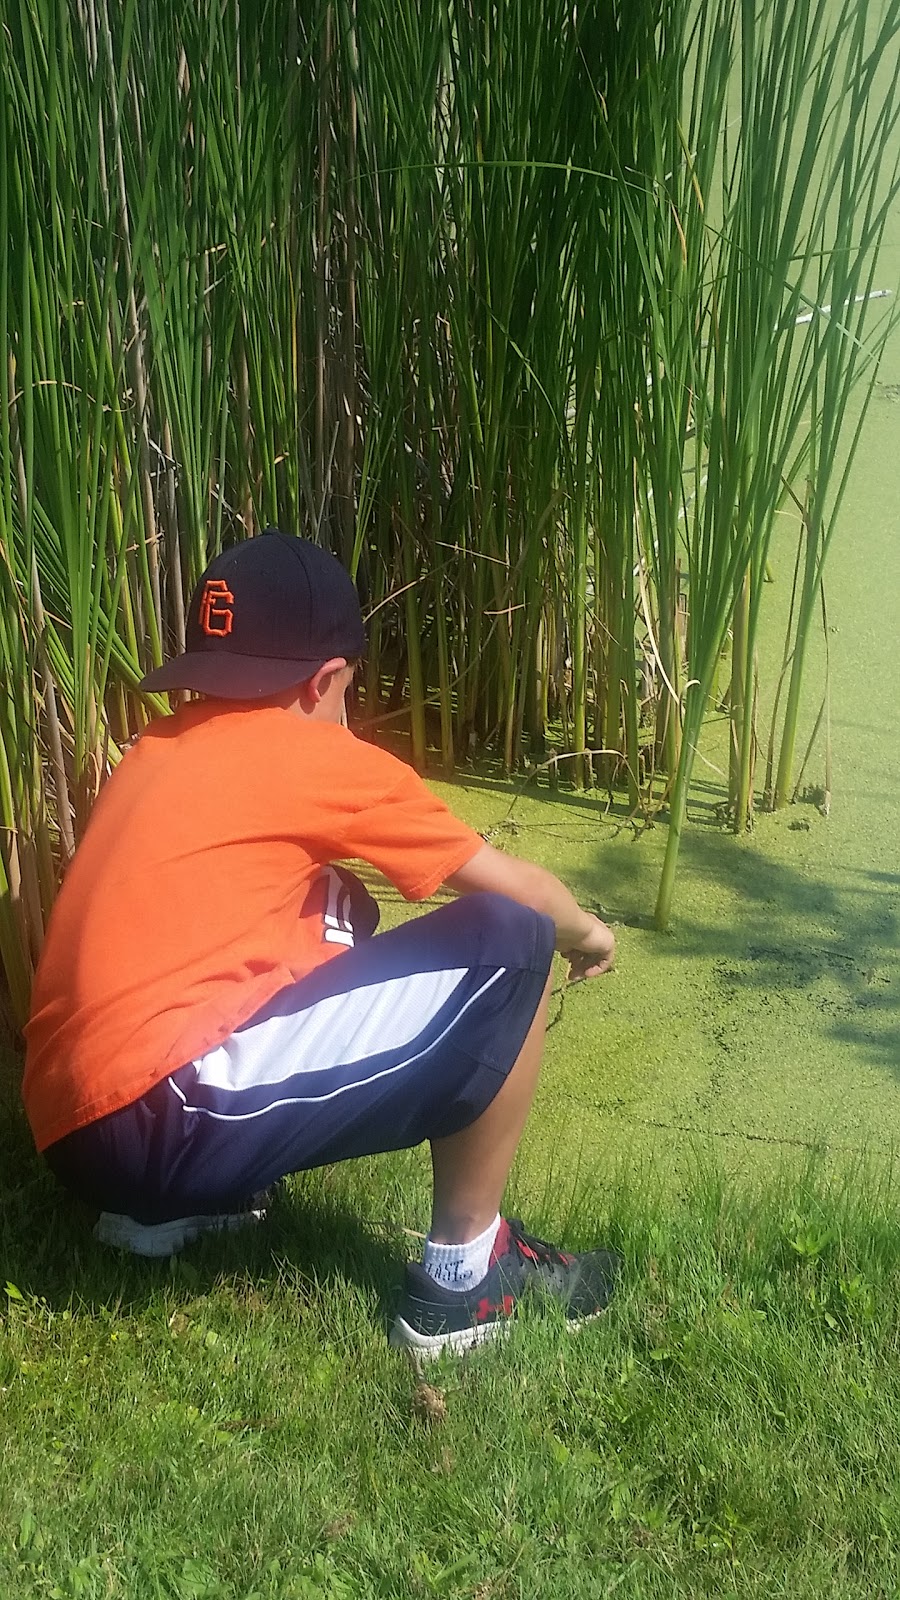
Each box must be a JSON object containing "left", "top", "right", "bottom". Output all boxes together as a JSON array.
[{"left": 3, "top": 1079, "right": 900, "bottom": 1599}]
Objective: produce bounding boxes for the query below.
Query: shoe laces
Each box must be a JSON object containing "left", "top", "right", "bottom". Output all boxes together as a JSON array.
[{"left": 506, "top": 1217, "right": 574, "bottom": 1268}]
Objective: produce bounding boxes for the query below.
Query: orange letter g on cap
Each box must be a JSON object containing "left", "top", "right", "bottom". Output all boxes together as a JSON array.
[{"left": 199, "top": 578, "right": 234, "bottom": 637}]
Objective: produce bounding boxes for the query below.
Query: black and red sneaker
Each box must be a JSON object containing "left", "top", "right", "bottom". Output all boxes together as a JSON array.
[{"left": 390, "top": 1217, "right": 620, "bottom": 1356}]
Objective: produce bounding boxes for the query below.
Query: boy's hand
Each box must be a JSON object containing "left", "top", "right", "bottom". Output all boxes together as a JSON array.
[
  {"left": 564, "top": 915, "right": 616, "bottom": 982},
  {"left": 445, "top": 844, "right": 617, "bottom": 980}
]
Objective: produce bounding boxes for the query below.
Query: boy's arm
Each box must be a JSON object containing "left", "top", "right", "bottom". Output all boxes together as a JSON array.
[{"left": 443, "top": 842, "right": 615, "bottom": 980}]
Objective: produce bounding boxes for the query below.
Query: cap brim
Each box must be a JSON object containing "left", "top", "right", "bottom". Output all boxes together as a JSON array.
[{"left": 139, "top": 652, "right": 328, "bottom": 699}]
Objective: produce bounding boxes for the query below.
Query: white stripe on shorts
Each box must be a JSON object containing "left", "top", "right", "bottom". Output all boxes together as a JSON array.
[
  {"left": 180, "top": 966, "right": 507, "bottom": 1122},
  {"left": 191, "top": 965, "right": 470, "bottom": 1094}
]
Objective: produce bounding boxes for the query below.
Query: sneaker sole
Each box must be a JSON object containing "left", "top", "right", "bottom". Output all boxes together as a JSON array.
[
  {"left": 93, "top": 1206, "right": 267, "bottom": 1258},
  {"left": 389, "top": 1314, "right": 508, "bottom": 1356},
  {"left": 389, "top": 1301, "right": 608, "bottom": 1358}
]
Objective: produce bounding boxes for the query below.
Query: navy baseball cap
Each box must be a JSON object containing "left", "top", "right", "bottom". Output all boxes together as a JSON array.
[{"left": 139, "top": 529, "right": 366, "bottom": 699}]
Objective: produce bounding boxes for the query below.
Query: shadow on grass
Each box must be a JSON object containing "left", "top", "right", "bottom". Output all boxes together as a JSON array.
[{"left": 0, "top": 1072, "right": 409, "bottom": 1322}]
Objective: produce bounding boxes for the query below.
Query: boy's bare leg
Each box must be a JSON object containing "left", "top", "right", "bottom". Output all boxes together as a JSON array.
[{"left": 427, "top": 970, "right": 553, "bottom": 1244}]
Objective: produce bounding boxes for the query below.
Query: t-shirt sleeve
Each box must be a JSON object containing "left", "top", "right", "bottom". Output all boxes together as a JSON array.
[{"left": 340, "top": 763, "right": 484, "bottom": 900}]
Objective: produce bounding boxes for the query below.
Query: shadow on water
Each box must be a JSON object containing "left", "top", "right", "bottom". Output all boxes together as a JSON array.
[
  {"left": 637, "top": 827, "right": 900, "bottom": 1082},
  {"left": 444, "top": 767, "right": 900, "bottom": 1086},
  {"left": 444, "top": 765, "right": 728, "bottom": 826},
  {"left": 416, "top": 764, "right": 900, "bottom": 1090}
]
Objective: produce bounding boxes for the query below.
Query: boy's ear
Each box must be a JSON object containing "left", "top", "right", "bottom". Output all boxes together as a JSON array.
[{"left": 306, "top": 657, "right": 349, "bottom": 704}]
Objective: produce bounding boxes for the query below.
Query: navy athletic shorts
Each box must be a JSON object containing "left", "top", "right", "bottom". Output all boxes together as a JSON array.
[{"left": 45, "top": 876, "right": 555, "bottom": 1224}]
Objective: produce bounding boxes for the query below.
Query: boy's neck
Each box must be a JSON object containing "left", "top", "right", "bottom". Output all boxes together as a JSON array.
[{"left": 201, "top": 664, "right": 352, "bottom": 725}]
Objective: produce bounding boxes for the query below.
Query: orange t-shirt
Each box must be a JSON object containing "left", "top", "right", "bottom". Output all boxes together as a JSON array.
[{"left": 23, "top": 704, "right": 482, "bottom": 1151}]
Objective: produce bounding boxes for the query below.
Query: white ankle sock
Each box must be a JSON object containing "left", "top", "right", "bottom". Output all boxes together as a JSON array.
[{"left": 421, "top": 1214, "right": 502, "bottom": 1291}]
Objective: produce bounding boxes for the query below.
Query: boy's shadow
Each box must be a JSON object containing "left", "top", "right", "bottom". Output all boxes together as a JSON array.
[{"left": 0, "top": 1091, "right": 407, "bottom": 1327}]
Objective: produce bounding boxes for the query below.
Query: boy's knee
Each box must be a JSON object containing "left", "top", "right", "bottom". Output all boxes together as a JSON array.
[{"left": 452, "top": 890, "right": 555, "bottom": 972}]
